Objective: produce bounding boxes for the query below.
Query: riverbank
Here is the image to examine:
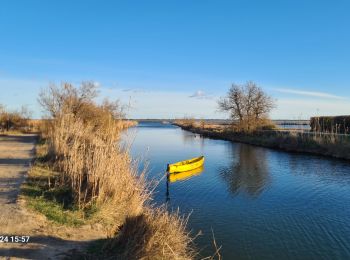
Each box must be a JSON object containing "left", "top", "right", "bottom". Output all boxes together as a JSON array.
[
  {"left": 22, "top": 82, "right": 197, "bottom": 259},
  {"left": 0, "top": 134, "right": 107, "bottom": 259},
  {"left": 174, "top": 122, "right": 350, "bottom": 160},
  {"left": 17, "top": 116, "right": 196, "bottom": 259}
]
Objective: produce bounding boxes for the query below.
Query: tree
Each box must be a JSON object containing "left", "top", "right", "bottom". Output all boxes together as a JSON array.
[
  {"left": 38, "top": 82, "right": 99, "bottom": 118},
  {"left": 0, "top": 104, "right": 32, "bottom": 131},
  {"left": 218, "top": 81, "right": 275, "bottom": 131},
  {"left": 38, "top": 82, "right": 125, "bottom": 132}
]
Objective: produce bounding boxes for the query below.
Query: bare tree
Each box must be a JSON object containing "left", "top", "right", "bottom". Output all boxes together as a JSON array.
[
  {"left": 218, "top": 84, "right": 245, "bottom": 122},
  {"left": 101, "top": 98, "right": 125, "bottom": 119},
  {"left": 218, "top": 81, "right": 275, "bottom": 131},
  {"left": 20, "top": 105, "right": 33, "bottom": 120},
  {"left": 38, "top": 82, "right": 125, "bottom": 128},
  {"left": 38, "top": 82, "right": 99, "bottom": 118},
  {"left": 0, "top": 104, "right": 33, "bottom": 131},
  {"left": 0, "top": 104, "right": 7, "bottom": 131}
]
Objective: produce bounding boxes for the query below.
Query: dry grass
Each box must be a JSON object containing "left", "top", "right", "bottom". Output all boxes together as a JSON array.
[
  {"left": 106, "top": 207, "right": 196, "bottom": 260},
  {"left": 32, "top": 83, "right": 197, "bottom": 259},
  {"left": 176, "top": 121, "right": 350, "bottom": 160},
  {"left": 47, "top": 115, "right": 148, "bottom": 233},
  {"left": 175, "top": 118, "right": 276, "bottom": 132},
  {"left": 46, "top": 115, "right": 196, "bottom": 258},
  {"left": 35, "top": 83, "right": 195, "bottom": 258}
]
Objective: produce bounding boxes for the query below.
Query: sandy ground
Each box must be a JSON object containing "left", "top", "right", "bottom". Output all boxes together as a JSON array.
[{"left": 0, "top": 135, "right": 105, "bottom": 260}]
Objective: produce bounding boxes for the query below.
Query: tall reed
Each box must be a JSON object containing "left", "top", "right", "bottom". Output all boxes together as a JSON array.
[
  {"left": 40, "top": 83, "right": 196, "bottom": 258},
  {"left": 47, "top": 114, "right": 147, "bottom": 230}
]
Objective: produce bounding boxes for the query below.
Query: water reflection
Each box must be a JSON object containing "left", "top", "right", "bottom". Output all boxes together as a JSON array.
[
  {"left": 165, "top": 166, "right": 204, "bottom": 203},
  {"left": 129, "top": 123, "right": 350, "bottom": 259},
  {"left": 181, "top": 130, "right": 205, "bottom": 150},
  {"left": 220, "top": 144, "right": 271, "bottom": 197},
  {"left": 169, "top": 166, "right": 204, "bottom": 183},
  {"left": 166, "top": 177, "right": 170, "bottom": 203}
]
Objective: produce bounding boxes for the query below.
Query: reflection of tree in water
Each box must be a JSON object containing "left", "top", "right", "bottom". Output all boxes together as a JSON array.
[
  {"left": 220, "top": 144, "right": 270, "bottom": 197},
  {"left": 181, "top": 131, "right": 205, "bottom": 149}
]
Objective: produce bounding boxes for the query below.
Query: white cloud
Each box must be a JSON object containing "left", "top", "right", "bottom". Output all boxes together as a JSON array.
[
  {"left": 273, "top": 88, "right": 346, "bottom": 100},
  {"left": 93, "top": 81, "right": 101, "bottom": 87},
  {"left": 189, "top": 90, "right": 213, "bottom": 99}
]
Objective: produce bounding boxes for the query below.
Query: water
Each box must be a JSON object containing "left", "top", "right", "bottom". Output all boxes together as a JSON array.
[
  {"left": 125, "top": 122, "right": 350, "bottom": 259},
  {"left": 277, "top": 124, "right": 311, "bottom": 130}
]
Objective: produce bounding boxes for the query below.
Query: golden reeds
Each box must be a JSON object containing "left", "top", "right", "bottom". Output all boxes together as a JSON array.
[
  {"left": 40, "top": 83, "right": 195, "bottom": 259},
  {"left": 110, "top": 207, "right": 196, "bottom": 260}
]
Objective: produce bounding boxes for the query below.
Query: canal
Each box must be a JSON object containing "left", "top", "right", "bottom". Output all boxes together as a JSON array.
[{"left": 125, "top": 122, "right": 350, "bottom": 259}]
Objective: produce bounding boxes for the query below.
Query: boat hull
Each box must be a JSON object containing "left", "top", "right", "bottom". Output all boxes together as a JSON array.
[{"left": 167, "top": 156, "right": 204, "bottom": 173}]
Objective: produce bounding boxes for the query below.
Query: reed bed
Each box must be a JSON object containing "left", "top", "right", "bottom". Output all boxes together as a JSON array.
[
  {"left": 108, "top": 207, "right": 196, "bottom": 260},
  {"left": 176, "top": 121, "right": 350, "bottom": 160},
  {"left": 47, "top": 115, "right": 146, "bottom": 231},
  {"left": 39, "top": 83, "right": 195, "bottom": 259}
]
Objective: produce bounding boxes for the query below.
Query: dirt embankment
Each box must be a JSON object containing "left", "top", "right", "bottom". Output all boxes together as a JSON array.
[{"left": 0, "top": 135, "right": 105, "bottom": 260}]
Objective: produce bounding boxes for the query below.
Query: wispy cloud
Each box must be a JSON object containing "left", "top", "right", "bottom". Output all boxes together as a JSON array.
[
  {"left": 189, "top": 90, "right": 213, "bottom": 99},
  {"left": 93, "top": 81, "right": 101, "bottom": 87},
  {"left": 122, "top": 88, "right": 146, "bottom": 94},
  {"left": 274, "top": 88, "right": 346, "bottom": 100}
]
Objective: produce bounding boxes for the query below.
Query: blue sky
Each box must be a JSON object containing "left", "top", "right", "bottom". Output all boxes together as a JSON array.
[{"left": 0, "top": 0, "right": 349, "bottom": 119}]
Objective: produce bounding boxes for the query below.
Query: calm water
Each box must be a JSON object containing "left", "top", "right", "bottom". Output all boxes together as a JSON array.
[
  {"left": 125, "top": 122, "right": 350, "bottom": 259},
  {"left": 277, "top": 124, "right": 311, "bottom": 130}
]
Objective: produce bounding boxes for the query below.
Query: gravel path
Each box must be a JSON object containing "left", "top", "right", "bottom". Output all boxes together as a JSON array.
[{"left": 0, "top": 135, "right": 105, "bottom": 260}]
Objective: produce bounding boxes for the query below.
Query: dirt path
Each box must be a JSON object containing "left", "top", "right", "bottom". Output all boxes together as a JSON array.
[{"left": 0, "top": 135, "right": 105, "bottom": 260}]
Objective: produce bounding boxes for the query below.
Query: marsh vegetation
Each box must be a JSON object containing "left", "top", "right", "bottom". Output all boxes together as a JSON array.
[{"left": 23, "top": 83, "right": 197, "bottom": 259}]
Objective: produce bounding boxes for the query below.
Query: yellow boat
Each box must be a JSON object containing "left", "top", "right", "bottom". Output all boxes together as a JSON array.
[
  {"left": 167, "top": 156, "right": 204, "bottom": 173},
  {"left": 168, "top": 166, "right": 204, "bottom": 183}
]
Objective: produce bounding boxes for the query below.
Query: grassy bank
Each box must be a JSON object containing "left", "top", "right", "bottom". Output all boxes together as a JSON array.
[
  {"left": 21, "top": 141, "right": 90, "bottom": 227},
  {"left": 174, "top": 121, "right": 350, "bottom": 160},
  {"left": 21, "top": 84, "right": 197, "bottom": 259}
]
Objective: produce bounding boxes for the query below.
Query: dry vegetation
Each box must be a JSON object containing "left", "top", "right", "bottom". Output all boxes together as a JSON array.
[
  {"left": 175, "top": 119, "right": 350, "bottom": 160},
  {"left": 29, "top": 83, "right": 196, "bottom": 259},
  {"left": 310, "top": 116, "right": 350, "bottom": 134},
  {"left": 174, "top": 82, "right": 350, "bottom": 160},
  {"left": 0, "top": 104, "right": 33, "bottom": 133},
  {"left": 106, "top": 208, "right": 196, "bottom": 259}
]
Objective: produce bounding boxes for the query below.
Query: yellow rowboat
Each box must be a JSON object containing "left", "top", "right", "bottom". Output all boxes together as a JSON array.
[
  {"left": 168, "top": 166, "right": 204, "bottom": 183},
  {"left": 167, "top": 156, "right": 205, "bottom": 173}
]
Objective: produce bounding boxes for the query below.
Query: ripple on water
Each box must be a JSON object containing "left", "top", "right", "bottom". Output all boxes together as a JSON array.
[{"left": 128, "top": 123, "right": 350, "bottom": 259}]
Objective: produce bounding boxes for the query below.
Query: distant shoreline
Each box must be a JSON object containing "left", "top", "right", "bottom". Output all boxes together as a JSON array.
[
  {"left": 134, "top": 118, "right": 310, "bottom": 125},
  {"left": 173, "top": 122, "right": 350, "bottom": 161}
]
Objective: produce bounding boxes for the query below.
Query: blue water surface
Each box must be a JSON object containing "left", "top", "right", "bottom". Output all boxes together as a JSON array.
[{"left": 124, "top": 122, "right": 350, "bottom": 259}]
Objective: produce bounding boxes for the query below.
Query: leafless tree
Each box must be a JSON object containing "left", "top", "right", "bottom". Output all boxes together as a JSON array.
[
  {"left": 101, "top": 98, "right": 125, "bottom": 119},
  {"left": 38, "top": 82, "right": 125, "bottom": 125},
  {"left": 20, "top": 105, "right": 33, "bottom": 120},
  {"left": 218, "top": 81, "right": 275, "bottom": 131},
  {"left": 38, "top": 82, "right": 99, "bottom": 118},
  {"left": 0, "top": 104, "right": 33, "bottom": 131}
]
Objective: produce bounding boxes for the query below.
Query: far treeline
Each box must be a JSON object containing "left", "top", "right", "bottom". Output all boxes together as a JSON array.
[{"left": 0, "top": 105, "right": 32, "bottom": 132}]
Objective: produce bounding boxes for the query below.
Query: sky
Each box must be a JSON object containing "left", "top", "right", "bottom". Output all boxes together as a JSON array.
[{"left": 0, "top": 0, "right": 349, "bottom": 119}]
